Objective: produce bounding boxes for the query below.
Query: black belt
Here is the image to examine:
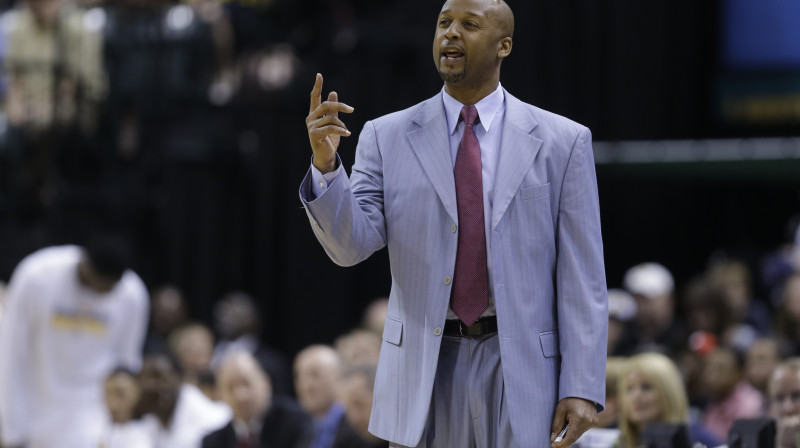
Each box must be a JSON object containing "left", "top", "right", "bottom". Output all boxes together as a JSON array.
[{"left": 443, "top": 315, "right": 498, "bottom": 338}]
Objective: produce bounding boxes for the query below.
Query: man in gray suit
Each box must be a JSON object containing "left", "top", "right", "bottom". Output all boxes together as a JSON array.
[{"left": 301, "top": 0, "right": 608, "bottom": 446}]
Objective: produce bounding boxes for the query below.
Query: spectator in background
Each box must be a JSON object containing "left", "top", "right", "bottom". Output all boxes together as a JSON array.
[
  {"left": 0, "top": 237, "right": 149, "bottom": 447},
  {"left": 338, "top": 364, "right": 386, "bottom": 448},
  {"left": 745, "top": 337, "right": 782, "bottom": 396},
  {"left": 101, "top": 367, "right": 152, "bottom": 448},
  {"left": 3, "top": 0, "right": 105, "bottom": 133},
  {"left": 599, "top": 358, "right": 626, "bottom": 429},
  {"left": 574, "top": 358, "right": 627, "bottom": 447},
  {"left": 761, "top": 216, "right": 800, "bottom": 308},
  {"left": 169, "top": 322, "right": 216, "bottom": 390},
  {"left": 2, "top": 0, "right": 105, "bottom": 217},
  {"left": 615, "top": 353, "right": 720, "bottom": 448},
  {"left": 778, "top": 273, "right": 800, "bottom": 356},
  {"left": 769, "top": 358, "right": 800, "bottom": 448},
  {"left": 618, "top": 262, "right": 685, "bottom": 355},
  {"left": 682, "top": 277, "right": 730, "bottom": 338},
  {"left": 211, "top": 291, "right": 291, "bottom": 396},
  {"left": 361, "top": 297, "right": 388, "bottom": 336},
  {"left": 702, "top": 346, "right": 764, "bottom": 441},
  {"left": 334, "top": 328, "right": 381, "bottom": 367},
  {"left": 144, "top": 285, "right": 189, "bottom": 356},
  {"left": 707, "top": 260, "right": 772, "bottom": 344},
  {"left": 202, "top": 352, "right": 312, "bottom": 448},
  {"left": 607, "top": 289, "right": 636, "bottom": 356},
  {"left": 294, "top": 345, "right": 365, "bottom": 448},
  {"left": 137, "top": 353, "right": 231, "bottom": 448}
]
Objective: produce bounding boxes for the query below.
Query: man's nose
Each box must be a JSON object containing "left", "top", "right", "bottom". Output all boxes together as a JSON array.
[{"left": 445, "top": 24, "right": 460, "bottom": 39}]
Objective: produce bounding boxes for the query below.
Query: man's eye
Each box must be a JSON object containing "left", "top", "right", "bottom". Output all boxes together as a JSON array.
[
  {"left": 439, "top": 19, "right": 451, "bottom": 26},
  {"left": 465, "top": 21, "right": 478, "bottom": 28}
]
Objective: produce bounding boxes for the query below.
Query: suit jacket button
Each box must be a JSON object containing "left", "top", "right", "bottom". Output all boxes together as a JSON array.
[
  {"left": 444, "top": 276, "right": 452, "bottom": 285},
  {"left": 434, "top": 327, "right": 442, "bottom": 336}
]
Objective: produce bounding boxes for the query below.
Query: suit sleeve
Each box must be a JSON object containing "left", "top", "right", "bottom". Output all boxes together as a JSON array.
[
  {"left": 555, "top": 127, "right": 608, "bottom": 411},
  {"left": 0, "top": 260, "right": 38, "bottom": 446},
  {"left": 298, "top": 121, "right": 387, "bottom": 267}
]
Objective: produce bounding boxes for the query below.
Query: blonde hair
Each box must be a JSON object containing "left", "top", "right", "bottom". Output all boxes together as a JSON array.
[{"left": 618, "top": 353, "right": 689, "bottom": 447}]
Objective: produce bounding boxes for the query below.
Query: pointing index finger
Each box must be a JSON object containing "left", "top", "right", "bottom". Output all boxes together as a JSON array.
[{"left": 309, "top": 73, "right": 323, "bottom": 114}]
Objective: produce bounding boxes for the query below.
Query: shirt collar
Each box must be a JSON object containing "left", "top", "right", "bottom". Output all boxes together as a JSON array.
[{"left": 442, "top": 83, "right": 505, "bottom": 136}]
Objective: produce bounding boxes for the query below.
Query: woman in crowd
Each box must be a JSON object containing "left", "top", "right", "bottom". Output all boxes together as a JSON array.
[{"left": 616, "top": 353, "right": 720, "bottom": 448}]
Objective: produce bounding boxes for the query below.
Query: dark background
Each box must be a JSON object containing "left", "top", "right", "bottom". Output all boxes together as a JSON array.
[{"left": 2, "top": 0, "right": 799, "bottom": 357}]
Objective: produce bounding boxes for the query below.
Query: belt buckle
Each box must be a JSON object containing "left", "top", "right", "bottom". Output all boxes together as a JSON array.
[{"left": 459, "top": 321, "right": 465, "bottom": 337}]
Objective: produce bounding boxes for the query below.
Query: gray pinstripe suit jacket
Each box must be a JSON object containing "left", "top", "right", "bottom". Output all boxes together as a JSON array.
[{"left": 300, "top": 88, "right": 608, "bottom": 447}]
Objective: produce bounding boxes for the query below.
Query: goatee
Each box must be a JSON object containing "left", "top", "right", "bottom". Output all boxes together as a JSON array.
[{"left": 439, "top": 67, "right": 466, "bottom": 84}]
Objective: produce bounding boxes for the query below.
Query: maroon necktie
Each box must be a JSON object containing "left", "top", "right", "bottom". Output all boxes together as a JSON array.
[{"left": 450, "top": 105, "right": 489, "bottom": 326}]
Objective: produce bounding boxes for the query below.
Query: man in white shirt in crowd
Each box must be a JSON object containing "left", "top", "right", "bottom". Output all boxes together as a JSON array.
[
  {"left": 138, "top": 354, "right": 231, "bottom": 448},
  {"left": 0, "top": 236, "right": 150, "bottom": 448}
]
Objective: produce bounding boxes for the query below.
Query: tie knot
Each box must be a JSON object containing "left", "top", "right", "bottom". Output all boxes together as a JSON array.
[{"left": 460, "top": 105, "right": 478, "bottom": 126}]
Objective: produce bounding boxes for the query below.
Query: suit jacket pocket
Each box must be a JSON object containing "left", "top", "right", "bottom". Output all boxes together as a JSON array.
[
  {"left": 383, "top": 317, "right": 403, "bottom": 346},
  {"left": 520, "top": 183, "right": 550, "bottom": 201},
  {"left": 539, "top": 330, "right": 560, "bottom": 358}
]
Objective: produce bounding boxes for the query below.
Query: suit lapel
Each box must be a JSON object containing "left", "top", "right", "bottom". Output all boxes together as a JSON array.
[
  {"left": 407, "top": 95, "right": 459, "bottom": 224},
  {"left": 492, "top": 91, "right": 543, "bottom": 230}
]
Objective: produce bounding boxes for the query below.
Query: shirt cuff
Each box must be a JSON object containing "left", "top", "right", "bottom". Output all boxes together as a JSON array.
[{"left": 310, "top": 157, "right": 342, "bottom": 197}]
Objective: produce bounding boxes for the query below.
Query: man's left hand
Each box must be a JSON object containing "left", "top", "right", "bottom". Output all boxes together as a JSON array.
[{"left": 549, "top": 397, "right": 598, "bottom": 448}]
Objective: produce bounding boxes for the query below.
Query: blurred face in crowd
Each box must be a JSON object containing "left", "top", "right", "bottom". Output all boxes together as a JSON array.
[
  {"left": 607, "top": 318, "right": 625, "bottom": 353},
  {"left": 137, "top": 356, "right": 182, "bottom": 420},
  {"left": 746, "top": 339, "right": 781, "bottom": 393},
  {"left": 339, "top": 373, "right": 375, "bottom": 441},
  {"left": 362, "top": 298, "right": 389, "bottom": 335},
  {"left": 214, "top": 293, "right": 259, "bottom": 340},
  {"left": 621, "top": 370, "right": 663, "bottom": 429},
  {"left": 218, "top": 353, "right": 271, "bottom": 423},
  {"left": 703, "top": 348, "right": 740, "bottom": 400},
  {"left": 151, "top": 286, "right": 187, "bottom": 336},
  {"left": 335, "top": 330, "right": 381, "bottom": 367},
  {"left": 634, "top": 293, "right": 673, "bottom": 334},
  {"left": 785, "top": 275, "right": 800, "bottom": 323},
  {"left": 710, "top": 264, "right": 751, "bottom": 319},
  {"left": 105, "top": 371, "right": 141, "bottom": 424},
  {"left": 770, "top": 365, "right": 800, "bottom": 419},
  {"left": 294, "top": 346, "right": 341, "bottom": 418},
  {"left": 172, "top": 325, "right": 214, "bottom": 374},
  {"left": 77, "top": 259, "right": 119, "bottom": 294}
]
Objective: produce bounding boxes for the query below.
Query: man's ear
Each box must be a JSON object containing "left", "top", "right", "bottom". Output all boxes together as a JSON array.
[{"left": 498, "top": 37, "right": 513, "bottom": 59}]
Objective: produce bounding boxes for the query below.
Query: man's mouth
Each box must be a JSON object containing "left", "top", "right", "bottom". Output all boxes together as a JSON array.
[{"left": 442, "top": 45, "right": 465, "bottom": 61}]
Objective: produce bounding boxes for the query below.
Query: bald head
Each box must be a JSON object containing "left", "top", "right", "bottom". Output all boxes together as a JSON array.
[
  {"left": 217, "top": 352, "right": 271, "bottom": 422},
  {"left": 493, "top": 0, "right": 514, "bottom": 38},
  {"left": 441, "top": 0, "right": 514, "bottom": 38},
  {"left": 294, "top": 345, "right": 343, "bottom": 418}
]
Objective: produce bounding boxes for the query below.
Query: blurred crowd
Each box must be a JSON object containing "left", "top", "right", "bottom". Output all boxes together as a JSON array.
[
  {"left": 576, "top": 219, "right": 800, "bottom": 447},
  {"left": 1, "top": 224, "right": 799, "bottom": 448},
  {"left": 0, "top": 236, "right": 390, "bottom": 448}
]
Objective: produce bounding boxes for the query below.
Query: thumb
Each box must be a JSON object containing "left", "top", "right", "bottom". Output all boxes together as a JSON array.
[{"left": 550, "top": 404, "right": 567, "bottom": 443}]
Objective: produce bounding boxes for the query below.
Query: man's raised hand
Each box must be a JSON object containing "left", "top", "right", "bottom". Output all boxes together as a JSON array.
[{"left": 306, "top": 73, "right": 355, "bottom": 173}]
